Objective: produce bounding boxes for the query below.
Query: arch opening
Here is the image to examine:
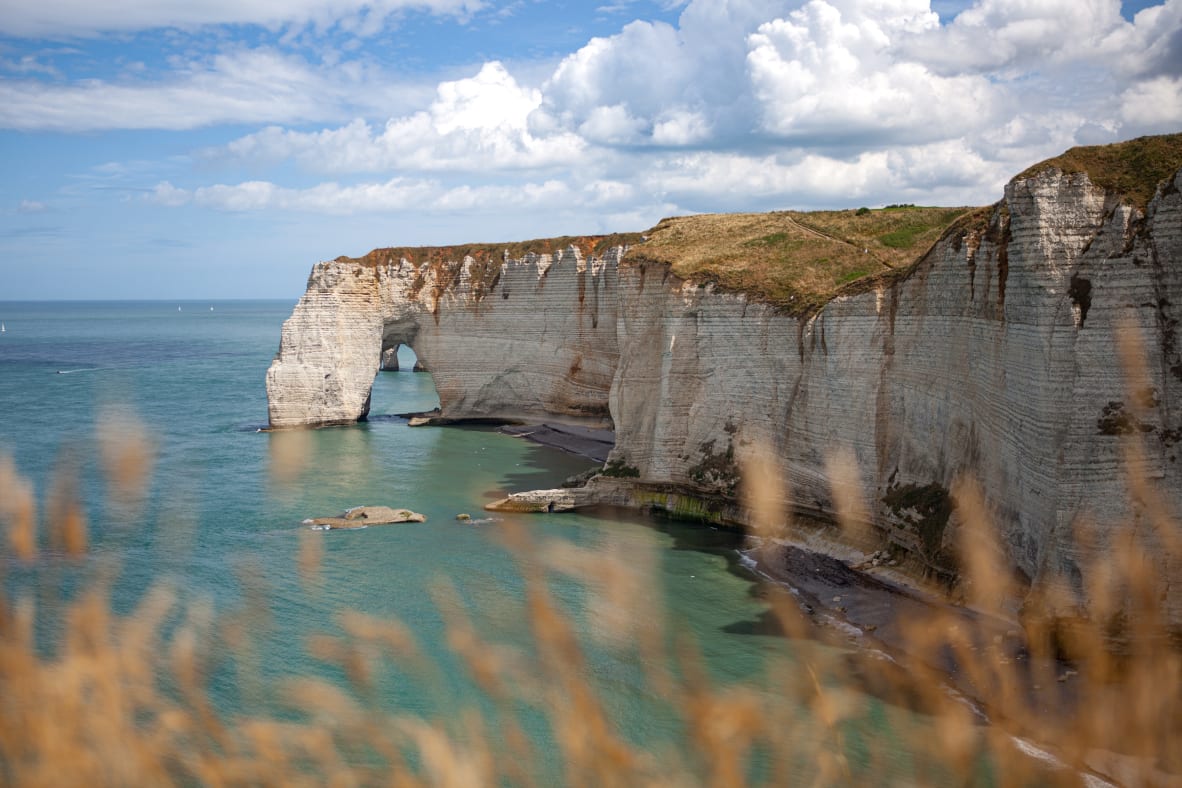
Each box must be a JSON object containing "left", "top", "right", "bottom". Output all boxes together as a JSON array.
[{"left": 370, "top": 342, "right": 439, "bottom": 419}]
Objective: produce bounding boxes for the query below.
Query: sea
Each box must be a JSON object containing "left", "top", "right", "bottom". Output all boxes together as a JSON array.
[{"left": 0, "top": 300, "right": 927, "bottom": 780}]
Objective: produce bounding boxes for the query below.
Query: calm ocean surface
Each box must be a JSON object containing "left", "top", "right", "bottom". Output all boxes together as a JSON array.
[
  {"left": 0, "top": 302, "right": 794, "bottom": 727},
  {"left": 0, "top": 301, "right": 819, "bottom": 754}
]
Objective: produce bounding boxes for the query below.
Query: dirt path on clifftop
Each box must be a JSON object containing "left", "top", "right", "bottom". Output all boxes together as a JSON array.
[{"left": 782, "top": 214, "right": 897, "bottom": 270}]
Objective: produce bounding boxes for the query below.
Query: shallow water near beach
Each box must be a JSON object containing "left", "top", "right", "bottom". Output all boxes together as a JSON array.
[{"left": 0, "top": 300, "right": 959, "bottom": 780}]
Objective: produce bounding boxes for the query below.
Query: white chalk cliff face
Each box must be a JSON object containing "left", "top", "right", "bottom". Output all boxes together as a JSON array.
[
  {"left": 605, "top": 169, "right": 1182, "bottom": 621},
  {"left": 266, "top": 245, "right": 621, "bottom": 429},
  {"left": 267, "top": 167, "right": 1182, "bottom": 622}
]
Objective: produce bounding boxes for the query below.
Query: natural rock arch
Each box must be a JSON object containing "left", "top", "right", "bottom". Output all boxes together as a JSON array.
[
  {"left": 266, "top": 169, "right": 1182, "bottom": 632},
  {"left": 266, "top": 246, "right": 623, "bottom": 429}
]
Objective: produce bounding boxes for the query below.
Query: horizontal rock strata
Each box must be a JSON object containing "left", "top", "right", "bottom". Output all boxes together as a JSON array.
[
  {"left": 268, "top": 166, "right": 1182, "bottom": 626},
  {"left": 267, "top": 245, "right": 620, "bottom": 429}
]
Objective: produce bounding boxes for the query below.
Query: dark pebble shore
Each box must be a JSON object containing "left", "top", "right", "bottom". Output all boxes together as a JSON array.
[
  {"left": 498, "top": 423, "right": 615, "bottom": 463},
  {"left": 745, "top": 539, "right": 1090, "bottom": 766}
]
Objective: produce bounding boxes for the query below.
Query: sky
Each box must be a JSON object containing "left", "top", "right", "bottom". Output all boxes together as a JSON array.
[{"left": 0, "top": 0, "right": 1179, "bottom": 299}]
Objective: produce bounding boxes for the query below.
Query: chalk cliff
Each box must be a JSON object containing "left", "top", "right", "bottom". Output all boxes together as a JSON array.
[
  {"left": 267, "top": 140, "right": 1182, "bottom": 625},
  {"left": 266, "top": 241, "right": 626, "bottom": 429},
  {"left": 601, "top": 166, "right": 1182, "bottom": 624}
]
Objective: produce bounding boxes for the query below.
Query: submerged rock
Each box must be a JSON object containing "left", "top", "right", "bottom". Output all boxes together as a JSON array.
[
  {"left": 305, "top": 505, "right": 426, "bottom": 529},
  {"left": 401, "top": 407, "right": 444, "bottom": 427}
]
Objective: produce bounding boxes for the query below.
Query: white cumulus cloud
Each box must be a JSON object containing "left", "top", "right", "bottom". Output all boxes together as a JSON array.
[
  {"left": 746, "top": 0, "right": 996, "bottom": 144},
  {"left": 160, "top": 0, "right": 1182, "bottom": 223},
  {"left": 529, "top": 2, "right": 784, "bottom": 147},
  {"left": 216, "top": 62, "right": 585, "bottom": 172},
  {"left": 903, "top": 0, "right": 1182, "bottom": 81},
  {"left": 639, "top": 140, "right": 1000, "bottom": 211},
  {"left": 1120, "top": 75, "right": 1182, "bottom": 129}
]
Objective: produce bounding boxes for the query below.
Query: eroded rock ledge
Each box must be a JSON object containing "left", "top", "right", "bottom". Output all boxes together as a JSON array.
[
  {"left": 304, "top": 506, "right": 426, "bottom": 530},
  {"left": 267, "top": 158, "right": 1182, "bottom": 629}
]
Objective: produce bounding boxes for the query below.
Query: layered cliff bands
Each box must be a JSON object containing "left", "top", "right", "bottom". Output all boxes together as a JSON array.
[
  {"left": 266, "top": 242, "right": 624, "bottom": 429},
  {"left": 267, "top": 152, "right": 1182, "bottom": 624},
  {"left": 608, "top": 168, "right": 1181, "bottom": 611}
]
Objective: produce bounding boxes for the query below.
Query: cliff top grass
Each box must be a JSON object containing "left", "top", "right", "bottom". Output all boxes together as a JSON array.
[
  {"left": 337, "top": 135, "right": 1180, "bottom": 314},
  {"left": 629, "top": 205, "right": 971, "bottom": 312},
  {"left": 339, "top": 208, "right": 971, "bottom": 314},
  {"left": 341, "top": 233, "right": 645, "bottom": 269},
  {"left": 1016, "top": 132, "right": 1182, "bottom": 209}
]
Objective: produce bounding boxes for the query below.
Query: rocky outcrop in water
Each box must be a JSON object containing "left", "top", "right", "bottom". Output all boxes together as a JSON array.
[
  {"left": 304, "top": 506, "right": 426, "bottom": 529},
  {"left": 484, "top": 488, "right": 593, "bottom": 513},
  {"left": 267, "top": 151, "right": 1182, "bottom": 626}
]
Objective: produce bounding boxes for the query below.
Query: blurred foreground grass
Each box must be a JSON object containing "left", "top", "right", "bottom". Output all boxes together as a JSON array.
[{"left": 1, "top": 336, "right": 1180, "bottom": 786}]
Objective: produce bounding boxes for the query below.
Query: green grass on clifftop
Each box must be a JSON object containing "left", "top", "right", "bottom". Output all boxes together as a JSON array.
[
  {"left": 331, "top": 135, "right": 1180, "bottom": 315},
  {"left": 1016, "top": 133, "right": 1182, "bottom": 209},
  {"left": 629, "top": 206, "right": 970, "bottom": 313}
]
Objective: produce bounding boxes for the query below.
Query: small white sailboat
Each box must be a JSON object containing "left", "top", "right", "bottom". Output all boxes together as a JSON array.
[{"left": 1, "top": 322, "right": 5, "bottom": 333}]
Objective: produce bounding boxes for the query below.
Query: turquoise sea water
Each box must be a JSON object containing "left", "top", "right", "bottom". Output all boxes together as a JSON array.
[
  {"left": 0, "top": 300, "right": 823, "bottom": 769},
  {"left": 0, "top": 301, "right": 1091, "bottom": 786}
]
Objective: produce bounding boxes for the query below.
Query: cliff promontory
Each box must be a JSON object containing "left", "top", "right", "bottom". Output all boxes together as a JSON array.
[{"left": 267, "top": 135, "right": 1182, "bottom": 627}]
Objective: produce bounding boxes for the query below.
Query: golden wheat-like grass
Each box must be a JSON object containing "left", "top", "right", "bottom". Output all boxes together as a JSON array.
[{"left": 1, "top": 341, "right": 1180, "bottom": 786}]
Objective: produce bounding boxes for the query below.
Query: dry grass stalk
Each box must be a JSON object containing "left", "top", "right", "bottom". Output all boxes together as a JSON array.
[
  {"left": 45, "top": 451, "right": 88, "bottom": 557},
  {"left": 299, "top": 526, "right": 324, "bottom": 587},
  {"left": 268, "top": 427, "right": 312, "bottom": 490},
  {"left": 1, "top": 406, "right": 1179, "bottom": 786},
  {"left": 0, "top": 452, "right": 37, "bottom": 560},
  {"left": 740, "top": 442, "right": 789, "bottom": 556},
  {"left": 96, "top": 407, "right": 155, "bottom": 512},
  {"left": 824, "top": 449, "right": 873, "bottom": 549}
]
